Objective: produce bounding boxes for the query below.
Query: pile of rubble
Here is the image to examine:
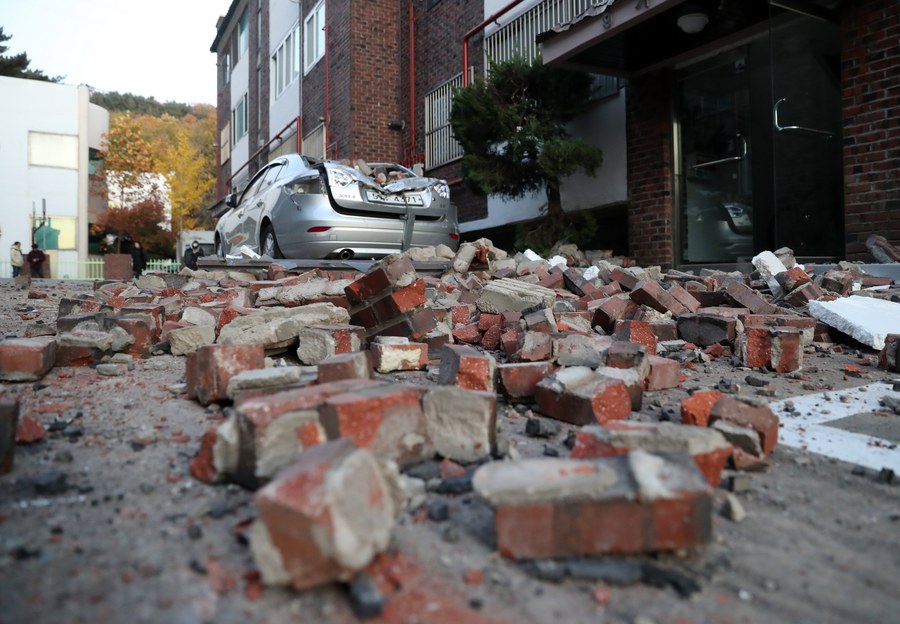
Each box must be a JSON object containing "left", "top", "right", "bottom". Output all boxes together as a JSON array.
[{"left": 2, "top": 239, "right": 899, "bottom": 615}]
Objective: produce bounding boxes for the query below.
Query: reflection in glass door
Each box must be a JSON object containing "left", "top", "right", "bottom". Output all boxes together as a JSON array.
[{"left": 678, "top": 56, "right": 754, "bottom": 264}]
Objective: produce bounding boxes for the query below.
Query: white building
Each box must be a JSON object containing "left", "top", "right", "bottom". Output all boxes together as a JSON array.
[{"left": 0, "top": 76, "right": 109, "bottom": 278}]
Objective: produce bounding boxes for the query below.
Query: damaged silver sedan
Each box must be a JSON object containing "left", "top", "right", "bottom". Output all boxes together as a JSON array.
[{"left": 215, "top": 154, "right": 460, "bottom": 260}]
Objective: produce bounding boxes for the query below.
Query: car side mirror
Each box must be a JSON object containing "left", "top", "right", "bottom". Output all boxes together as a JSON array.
[{"left": 225, "top": 192, "right": 238, "bottom": 208}]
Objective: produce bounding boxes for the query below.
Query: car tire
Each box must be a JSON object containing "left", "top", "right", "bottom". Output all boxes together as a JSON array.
[
  {"left": 215, "top": 235, "right": 226, "bottom": 259},
  {"left": 260, "top": 223, "right": 284, "bottom": 259}
]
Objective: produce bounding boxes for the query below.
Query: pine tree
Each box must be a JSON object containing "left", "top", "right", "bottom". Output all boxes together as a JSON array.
[
  {"left": 450, "top": 56, "right": 603, "bottom": 250},
  {"left": 0, "top": 27, "right": 61, "bottom": 82}
]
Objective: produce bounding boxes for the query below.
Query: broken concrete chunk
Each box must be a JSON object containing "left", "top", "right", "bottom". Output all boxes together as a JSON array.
[
  {"left": 168, "top": 324, "right": 216, "bottom": 356},
  {"left": 217, "top": 303, "right": 350, "bottom": 349},
  {"left": 475, "top": 278, "right": 556, "bottom": 314},
  {"left": 226, "top": 366, "right": 304, "bottom": 399},
  {"left": 422, "top": 386, "right": 497, "bottom": 463},
  {"left": 808, "top": 295, "right": 900, "bottom": 350}
]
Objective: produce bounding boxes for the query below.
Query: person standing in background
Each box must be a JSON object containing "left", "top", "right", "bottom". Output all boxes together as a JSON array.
[
  {"left": 9, "top": 241, "right": 24, "bottom": 277},
  {"left": 184, "top": 240, "right": 204, "bottom": 271},
  {"left": 131, "top": 240, "right": 148, "bottom": 278},
  {"left": 26, "top": 243, "right": 46, "bottom": 278}
]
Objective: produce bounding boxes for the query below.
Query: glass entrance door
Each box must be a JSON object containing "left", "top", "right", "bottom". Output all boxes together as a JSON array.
[
  {"left": 678, "top": 55, "right": 754, "bottom": 263},
  {"left": 769, "top": 13, "right": 843, "bottom": 259},
  {"left": 676, "top": 9, "right": 843, "bottom": 265}
]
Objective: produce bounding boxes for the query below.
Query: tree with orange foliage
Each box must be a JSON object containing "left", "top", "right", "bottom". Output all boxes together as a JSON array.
[{"left": 94, "top": 198, "right": 176, "bottom": 257}]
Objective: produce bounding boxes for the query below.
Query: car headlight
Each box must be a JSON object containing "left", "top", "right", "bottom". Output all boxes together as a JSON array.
[
  {"left": 327, "top": 168, "right": 355, "bottom": 188},
  {"left": 432, "top": 181, "right": 450, "bottom": 199}
]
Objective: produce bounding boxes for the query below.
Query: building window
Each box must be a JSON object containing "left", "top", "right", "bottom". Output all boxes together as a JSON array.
[
  {"left": 29, "top": 132, "right": 78, "bottom": 169},
  {"left": 238, "top": 9, "right": 250, "bottom": 56},
  {"left": 232, "top": 93, "right": 248, "bottom": 145},
  {"left": 223, "top": 51, "right": 231, "bottom": 85},
  {"left": 273, "top": 22, "right": 301, "bottom": 98},
  {"left": 304, "top": 1, "right": 326, "bottom": 73},
  {"left": 424, "top": 75, "right": 464, "bottom": 170},
  {"left": 33, "top": 216, "right": 76, "bottom": 251}
]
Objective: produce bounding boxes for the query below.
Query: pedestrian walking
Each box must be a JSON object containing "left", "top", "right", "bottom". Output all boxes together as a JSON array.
[
  {"left": 9, "top": 241, "right": 24, "bottom": 278},
  {"left": 26, "top": 243, "right": 46, "bottom": 278},
  {"left": 131, "top": 240, "right": 148, "bottom": 278},
  {"left": 184, "top": 240, "right": 205, "bottom": 271}
]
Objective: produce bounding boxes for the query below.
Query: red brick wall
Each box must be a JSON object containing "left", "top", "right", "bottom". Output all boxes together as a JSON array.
[
  {"left": 348, "top": 0, "right": 403, "bottom": 161},
  {"left": 840, "top": 0, "right": 900, "bottom": 259},
  {"left": 408, "top": 0, "right": 487, "bottom": 223},
  {"left": 301, "top": 0, "right": 329, "bottom": 155},
  {"left": 626, "top": 70, "right": 674, "bottom": 268}
]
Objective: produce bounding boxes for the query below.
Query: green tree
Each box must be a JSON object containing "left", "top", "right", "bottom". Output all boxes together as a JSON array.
[
  {"left": 0, "top": 27, "right": 61, "bottom": 81},
  {"left": 450, "top": 56, "right": 603, "bottom": 250}
]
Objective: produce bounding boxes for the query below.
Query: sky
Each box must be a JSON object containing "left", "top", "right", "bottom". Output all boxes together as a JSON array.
[{"left": 3, "top": 0, "right": 234, "bottom": 105}]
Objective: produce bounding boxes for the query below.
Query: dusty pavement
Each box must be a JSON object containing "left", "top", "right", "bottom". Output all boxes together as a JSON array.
[{"left": 1, "top": 255, "right": 899, "bottom": 624}]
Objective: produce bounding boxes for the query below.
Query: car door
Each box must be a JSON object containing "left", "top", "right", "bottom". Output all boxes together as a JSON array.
[
  {"left": 242, "top": 162, "right": 286, "bottom": 251},
  {"left": 227, "top": 168, "right": 270, "bottom": 251}
]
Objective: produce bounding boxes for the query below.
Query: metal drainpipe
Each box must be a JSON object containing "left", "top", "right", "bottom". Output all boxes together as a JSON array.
[
  {"left": 462, "top": 0, "right": 528, "bottom": 86},
  {"left": 324, "top": 0, "right": 330, "bottom": 155},
  {"left": 408, "top": 0, "right": 416, "bottom": 162}
]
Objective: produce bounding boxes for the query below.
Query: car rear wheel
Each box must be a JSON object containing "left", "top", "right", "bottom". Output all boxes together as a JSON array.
[
  {"left": 215, "top": 235, "right": 226, "bottom": 259},
  {"left": 260, "top": 223, "right": 284, "bottom": 259}
]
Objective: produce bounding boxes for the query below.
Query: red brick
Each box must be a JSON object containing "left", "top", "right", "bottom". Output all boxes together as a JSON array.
[
  {"left": 630, "top": 279, "right": 688, "bottom": 315},
  {"left": 613, "top": 320, "right": 657, "bottom": 354},
  {"left": 190, "top": 426, "right": 222, "bottom": 484},
  {"left": 571, "top": 421, "right": 731, "bottom": 486},
  {"left": 677, "top": 313, "right": 737, "bottom": 346},
  {"left": 231, "top": 380, "right": 381, "bottom": 487},
  {"left": 769, "top": 327, "right": 802, "bottom": 372},
  {"left": 519, "top": 331, "right": 553, "bottom": 362},
  {"left": 610, "top": 268, "right": 641, "bottom": 290},
  {"left": 452, "top": 322, "right": 481, "bottom": 344},
  {"left": 185, "top": 344, "right": 266, "bottom": 406},
  {"left": 369, "top": 307, "right": 437, "bottom": 341},
  {"left": 0, "top": 337, "right": 57, "bottom": 381},
  {"left": 437, "top": 344, "right": 496, "bottom": 392},
  {"left": 501, "top": 328, "right": 523, "bottom": 357},
  {"left": 645, "top": 355, "right": 680, "bottom": 391},
  {"left": 738, "top": 325, "right": 773, "bottom": 369},
  {"left": 15, "top": 413, "right": 47, "bottom": 444},
  {"left": 474, "top": 453, "right": 712, "bottom": 559},
  {"left": 524, "top": 308, "right": 559, "bottom": 333},
  {"left": 251, "top": 439, "right": 398, "bottom": 590},
  {"left": 535, "top": 368, "right": 632, "bottom": 425},
  {"left": 784, "top": 282, "right": 824, "bottom": 306},
  {"left": 0, "top": 400, "right": 19, "bottom": 474},
  {"left": 372, "top": 278, "right": 427, "bottom": 322},
  {"left": 878, "top": 334, "right": 900, "bottom": 372},
  {"left": 590, "top": 295, "right": 638, "bottom": 333},
  {"left": 317, "top": 351, "right": 373, "bottom": 383},
  {"left": 666, "top": 282, "right": 701, "bottom": 313},
  {"left": 480, "top": 323, "right": 502, "bottom": 350},
  {"left": 709, "top": 396, "right": 779, "bottom": 456},
  {"left": 320, "top": 384, "right": 431, "bottom": 466},
  {"left": 775, "top": 266, "right": 812, "bottom": 292},
  {"left": 681, "top": 390, "right": 724, "bottom": 427},
  {"left": 370, "top": 339, "right": 428, "bottom": 373},
  {"left": 498, "top": 361, "right": 558, "bottom": 401},
  {"left": 723, "top": 282, "right": 780, "bottom": 314}
]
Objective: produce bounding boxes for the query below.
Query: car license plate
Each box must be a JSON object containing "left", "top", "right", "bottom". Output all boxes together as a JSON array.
[{"left": 365, "top": 191, "right": 424, "bottom": 206}]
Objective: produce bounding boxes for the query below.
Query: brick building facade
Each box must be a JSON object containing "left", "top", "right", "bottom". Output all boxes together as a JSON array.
[{"left": 211, "top": 0, "right": 899, "bottom": 267}]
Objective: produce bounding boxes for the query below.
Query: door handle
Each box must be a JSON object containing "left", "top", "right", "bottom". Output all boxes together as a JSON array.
[
  {"left": 774, "top": 98, "right": 834, "bottom": 138},
  {"left": 691, "top": 135, "right": 747, "bottom": 170}
]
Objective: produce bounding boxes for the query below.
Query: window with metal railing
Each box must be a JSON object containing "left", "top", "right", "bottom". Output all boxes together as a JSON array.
[
  {"left": 484, "top": 0, "right": 618, "bottom": 96},
  {"left": 424, "top": 73, "right": 464, "bottom": 171}
]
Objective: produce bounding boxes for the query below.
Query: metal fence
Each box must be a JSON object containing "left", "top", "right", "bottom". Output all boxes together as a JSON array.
[{"left": 0, "top": 257, "right": 181, "bottom": 280}]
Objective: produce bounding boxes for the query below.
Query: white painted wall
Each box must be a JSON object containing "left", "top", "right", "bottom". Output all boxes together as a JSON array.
[
  {"left": 0, "top": 76, "right": 107, "bottom": 267},
  {"left": 268, "top": 1, "right": 301, "bottom": 146},
  {"left": 230, "top": 38, "right": 251, "bottom": 174}
]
